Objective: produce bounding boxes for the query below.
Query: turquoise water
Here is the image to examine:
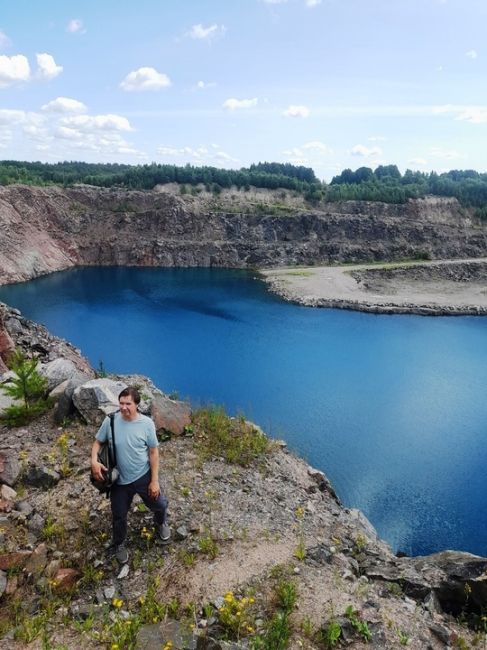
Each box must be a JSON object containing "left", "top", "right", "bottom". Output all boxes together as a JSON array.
[{"left": 1, "top": 266, "right": 487, "bottom": 557}]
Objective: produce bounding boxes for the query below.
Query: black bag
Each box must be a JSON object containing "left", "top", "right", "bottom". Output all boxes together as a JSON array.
[{"left": 90, "top": 413, "right": 119, "bottom": 497}]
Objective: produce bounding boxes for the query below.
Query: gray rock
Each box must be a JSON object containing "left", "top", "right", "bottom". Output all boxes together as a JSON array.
[
  {"left": 39, "top": 357, "right": 78, "bottom": 391},
  {"left": 24, "top": 465, "right": 60, "bottom": 489},
  {"left": 14, "top": 500, "right": 33, "bottom": 516},
  {"left": 136, "top": 619, "right": 197, "bottom": 649},
  {"left": 73, "top": 378, "right": 127, "bottom": 424},
  {"left": 28, "top": 512, "right": 45, "bottom": 534},
  {"left": 0, "top": 451, "right": 20, "bottom": 486},
  {"left": 175, "top": 525, "right": 189, "bottom": 541},
  {"left": 53, "top": 372, "right": 93, "bottom": 424}
]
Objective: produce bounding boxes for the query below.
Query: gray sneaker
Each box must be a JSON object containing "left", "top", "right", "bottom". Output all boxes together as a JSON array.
[
  {"left": 156, "top": 523, "right": 171, "bottom": 543},
  {"left": 113, "top": 544, "right": 129, "bottom": 564}
]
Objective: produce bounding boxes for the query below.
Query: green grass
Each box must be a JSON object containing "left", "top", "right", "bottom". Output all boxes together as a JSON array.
[{"left": 192, "top": 407, "right": 270, "bottom": 466}]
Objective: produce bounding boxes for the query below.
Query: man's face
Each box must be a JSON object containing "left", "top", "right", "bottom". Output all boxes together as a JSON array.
[{"left": 119, "top": 395, "right": 138, "bottom": 420}]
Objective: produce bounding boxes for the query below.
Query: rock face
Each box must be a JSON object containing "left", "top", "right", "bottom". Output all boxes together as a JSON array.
[{"left": 0, "top": 185, "right": 486, "bottom": 285}]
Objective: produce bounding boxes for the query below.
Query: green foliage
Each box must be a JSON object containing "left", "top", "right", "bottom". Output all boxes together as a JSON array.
[
  {"left": 3, "top": 159, "right": 487, "bottom": 210},
  {"left": 0, "top": 349, "right": 49, "bottom": 425},
  {"left": 321, "top": 620, "right": 342, "bottom": 648},
  {"left": 192, "top": 406, "right": 269, "bottom": 466},
  {"left": 344, "top": 605, "right": 372, "bottom": 642}
]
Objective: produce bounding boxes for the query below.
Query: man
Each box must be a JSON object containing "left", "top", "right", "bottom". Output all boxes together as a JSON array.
[{"left": 91, "top": 386, "right": 170, "bottom": 563}]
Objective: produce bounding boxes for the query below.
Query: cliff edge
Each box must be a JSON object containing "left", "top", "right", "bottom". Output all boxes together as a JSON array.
[{"left": 0, "top": 304, "right": 486, "bottom": 649}]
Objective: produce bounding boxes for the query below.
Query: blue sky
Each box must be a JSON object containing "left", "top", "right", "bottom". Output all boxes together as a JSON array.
[{"left": 1, "top": 0, "right": 486, "bottom": 181}]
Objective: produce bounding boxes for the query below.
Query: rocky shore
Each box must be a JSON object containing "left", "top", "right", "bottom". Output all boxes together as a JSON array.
[
  {"left": 261, "top": 258, "right": 487, "bottom": 316},
  {"left": 1, "top": 304, "right": 487, "bottom": 649}
]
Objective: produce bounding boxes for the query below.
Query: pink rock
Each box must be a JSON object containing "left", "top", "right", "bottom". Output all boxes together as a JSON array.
[
  {"left": 0, "top": 550, "right": 31, "bottom": 570},
  {"left": 0, "top": 322, "right": 14, "bottom": 365},
  {"left": 151, "top": 394, "right": 191, "bottom": 436},
  {"left": 53, "top": 568, "right": 80, "bottom": 592}
]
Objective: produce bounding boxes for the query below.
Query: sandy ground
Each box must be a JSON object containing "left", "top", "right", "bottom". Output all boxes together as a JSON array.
[{"left": 261, "top": 258, "right": 487, "bottom": 316}]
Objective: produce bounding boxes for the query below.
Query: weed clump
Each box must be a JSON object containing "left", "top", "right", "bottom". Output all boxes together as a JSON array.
[{"left": 192, "top": 407, "right": 270, "bottom": 466}]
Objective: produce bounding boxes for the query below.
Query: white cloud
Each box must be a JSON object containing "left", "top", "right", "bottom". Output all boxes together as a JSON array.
[
  {"left": 223, "top": 97, "right": 258, "bottom": 110},
  {"left": 0, "top": 54, "right": 30, "bottom": 87},
  {"left": 0, "top": 108, "right": 27, "bottom": 124},
  {"left": 61, "top": 114, "right": 133, "bottom": 132},
  {"left": 36, "top": 53, "right": 63, "bottom": 80},
  {"left": 23, "top": 123, "right": 50, "bottom": 142},
  {"left": 120, "top": 67, "right": 171, "bottom": 92},
  {"left": 196, "top": 80, "right": 216, "bottom": 90},
  {"left": 188, "top": 24, "right": 226, "bottom": 41},
  {"left": 283, "top": 105, "right": 310, "bottom": 118},
  {"left": 66, "top": 19, "right": 85, "bottom": 34},
  {"left": 466, "top": 49, "right": 478, "bottom": 59},
  {"left": 456, "top": 107, "right": 487, "bottom": 123},
  {"left": 157, "top": 143, "right": 237, "bottom": 165},
  {"left": 350, "top": 144, "right": 382, "bottom": 157},
  {"left": 433, "top": 104, "right": 487, "bottom": 124},
  {"left": 368, "top": 135, "right": 386, "bottom": 142},
  {"left": 305, "top": 0, "right": 322, "bottom": 6},
  {"left": 282, "top": 140, "right": 332, "bottom": 166},
  {"left": 302, "top": 140, "right": 332, "bottom": 153},
  {"left": 42, "top": 97, "right": 87, "bottom": 113},
  {"left": 408, "top": 157, "right": 428, "bottom": 166},
  {"left": 0, "top": 30, "right": 11, "bottom": 50},
  {"left": 429, "top": 147, "right": 463, "bottom": 160}
]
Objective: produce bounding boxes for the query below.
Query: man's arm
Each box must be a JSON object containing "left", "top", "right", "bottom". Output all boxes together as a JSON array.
[
  {"left": 148, "top": 446, "right": 161, "bottom": 499},
  {"left": 91, "top": 439, "right": 107, "bottom": 481}
]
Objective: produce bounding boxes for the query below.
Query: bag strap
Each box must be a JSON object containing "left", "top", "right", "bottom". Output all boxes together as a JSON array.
[{"left": 108, "top": 412, "right": 117, "bottom": 467}]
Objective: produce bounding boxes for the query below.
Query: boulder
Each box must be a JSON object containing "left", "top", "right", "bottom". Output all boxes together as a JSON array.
[
  {"left": 24, "top": 465, "right": 60, "bottom": 489},
  {"left": 0, "top": 451, "right": 20, "bottom": 487},
  {"left": 363, "top": 549, "right": 487, "bottom": 616},
  {"left": 53, "top": 372, "right": 93, "bottom": 424},
  {"left": 150, "top": 393, "right": 191, "bottom": 436},
  {"left": 39, "top": 357, "right": 79, "bottom": 391},
  {"left": 72, "top": 378, "right": 127, "bottom": 424}
]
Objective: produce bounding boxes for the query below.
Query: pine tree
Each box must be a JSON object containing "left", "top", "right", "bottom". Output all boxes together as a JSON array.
[{"left": 1, "top": 349, "right": 49, "bottom": 425}]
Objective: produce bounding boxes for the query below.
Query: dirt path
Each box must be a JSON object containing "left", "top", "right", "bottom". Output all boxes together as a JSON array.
[{"left": 261, "top": 258, "right": 487, "bottom": 316}]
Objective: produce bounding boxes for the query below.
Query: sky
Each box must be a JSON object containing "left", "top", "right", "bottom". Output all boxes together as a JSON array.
[{"left": 1, "top": 0, "right": 486, "bottom": 181}]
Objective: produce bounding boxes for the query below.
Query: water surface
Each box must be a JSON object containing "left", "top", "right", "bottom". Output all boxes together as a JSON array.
[{"left": 1, "top": 267, "right": 486, "bottom": 556}]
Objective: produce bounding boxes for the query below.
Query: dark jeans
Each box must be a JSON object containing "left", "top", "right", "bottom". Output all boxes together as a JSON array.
[{"left": 110, "top": 470, "right": 168, "bottom": 545}]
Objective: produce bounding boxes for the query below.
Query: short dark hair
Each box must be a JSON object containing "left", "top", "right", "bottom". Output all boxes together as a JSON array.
[{"left": 118, "top": 386, "right": 141, "bottom": 404}]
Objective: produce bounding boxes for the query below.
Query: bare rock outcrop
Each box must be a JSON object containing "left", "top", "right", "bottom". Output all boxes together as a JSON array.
[{"left": 0, "top": 185, "right": 486, "bottom": 286}]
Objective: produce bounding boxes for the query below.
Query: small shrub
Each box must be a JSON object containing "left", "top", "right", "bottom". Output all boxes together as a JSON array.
[
  {"left": 321, "top": 620, "right": 342, "bottom": 648},
  {"left": 192, "top": 407, "right": 269, "bottom": 466},
  {"left": 218, "top": 591, "right": 256, "bottom": 639},
  {"left": 0, "top": 349, "right": 49, "bottom": 425},
  {"left": 198, "top": 533, "right": 219, "bottom": 559},
  {"left": 344, "top": 605, "right": 372, "bottom": 642}
]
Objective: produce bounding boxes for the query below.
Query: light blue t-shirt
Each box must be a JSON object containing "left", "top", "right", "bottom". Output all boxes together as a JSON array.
[{"left": 96, "top": 412, "right": 158, "bottom": 485}]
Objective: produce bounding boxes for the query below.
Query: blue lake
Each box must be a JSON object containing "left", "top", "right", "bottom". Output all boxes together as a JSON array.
[{"left": 1, "top": 266, "right": 487, "bottom": 557}]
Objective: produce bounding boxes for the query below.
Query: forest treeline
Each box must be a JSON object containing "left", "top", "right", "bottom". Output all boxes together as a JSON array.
[{"left": 1, "top": 160, "right": 487, "bottom": 216}]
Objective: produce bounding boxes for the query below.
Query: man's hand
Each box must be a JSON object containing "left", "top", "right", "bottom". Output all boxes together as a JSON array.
[
  {"left": 148, "top": 479, "right": 161, "bottom": 500},
  {"left": 91, "top": 460, "right": 107, "bottom": 482}
]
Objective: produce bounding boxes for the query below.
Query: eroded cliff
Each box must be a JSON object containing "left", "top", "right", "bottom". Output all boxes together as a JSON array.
[{"left": 1, "top": 184, "right": 486, "bottom": 285}]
